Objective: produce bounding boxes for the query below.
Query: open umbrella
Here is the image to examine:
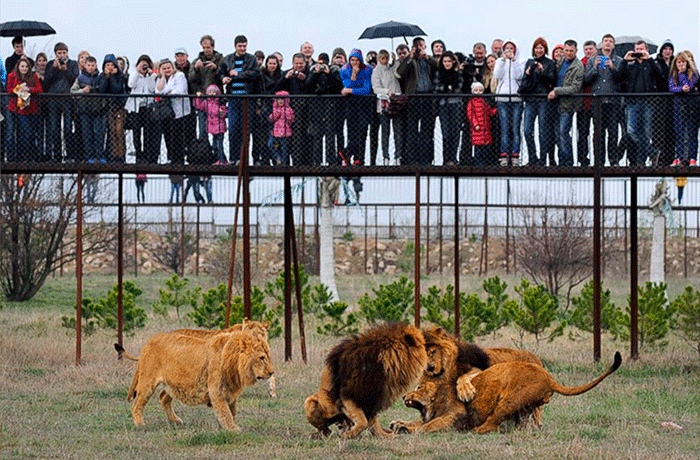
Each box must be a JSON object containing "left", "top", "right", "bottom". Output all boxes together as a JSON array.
[
  {"left": 0, "top": 20, "right": 55, "bottom": 37},
  {"left": 613, "top": 35, "right": 657, "bottom": 57},
  {"left": 358, "top": 21, "right": 426, "bottom": 48}
]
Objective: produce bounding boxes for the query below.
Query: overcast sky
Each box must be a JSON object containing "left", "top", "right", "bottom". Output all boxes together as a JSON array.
[{"left": 2, "top": 1, "right": 699, "bottom": 69}]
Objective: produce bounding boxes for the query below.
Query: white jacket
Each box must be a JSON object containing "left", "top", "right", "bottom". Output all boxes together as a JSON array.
[
  {"left": 494, "top": 39, "right": 524, "bottom": 102},
  {"left": 371, "top": 61, "right": 401, "bottom": 113},
  {"left": 125, "top": 71, "right": 156, "bottom": 113},
  {"left": 155, "top": 70, "right": 191, "bottom": 118}
]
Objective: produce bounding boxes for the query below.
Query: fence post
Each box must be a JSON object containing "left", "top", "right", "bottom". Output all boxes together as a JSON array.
[
  {"left": 117, "top": 173, "right": 124, "bottom": 347},
  {"left": 76, "top": 171, "right": 84, "bottom": 366},
  {"left": 414, "top": 173, "right": 421, "bottom": 328},
  {"left": 630, "top": 175, "right": 639, "bottom": 360},
  {"left": 454, "top": 177, "right": 460, "bottom": 338},
  {"left": 284, "top": 175, "right": 293, "bottom": 361},
  {"left": 592, "top": 97, "right": 603, "bottom": 362}
]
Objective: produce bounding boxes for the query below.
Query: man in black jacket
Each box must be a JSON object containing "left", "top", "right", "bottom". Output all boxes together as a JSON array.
[
  {"left": 45, "top": 42, "right": 79, "bottom": 162},
  {"left": 218, "top": 35, "right": 260, "bottom": 164},
  {"left": 623, "top": 40, "right": 663, "bottom": 166}
]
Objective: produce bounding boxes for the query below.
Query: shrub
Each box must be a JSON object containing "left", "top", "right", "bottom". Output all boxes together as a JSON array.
[
  {"left": 61, "top": 281, "right": 146, "bottom": 337},
  {"left": 315, "top": 284, "right": 358, "bottom": 336},
  {"left": 568, "top": 280, "right": 623, "bottom": 336},
  {"left": 358, "top": 275, "right": 414, "bottom": 323},
  {"left": 511, "top": 279, "right": 565, "bottom": 345},
  {"left": 264, "top": 263, "right": 311, "bottom": 316},
  {"left": 671, "top": 286, "right": 700, "bottom": 357},
  {"left": 152, "top": 274, "right": 201, "bottom": 318},
  {"left": 612, "top": 282, "right": 674, "bottom": 349}
]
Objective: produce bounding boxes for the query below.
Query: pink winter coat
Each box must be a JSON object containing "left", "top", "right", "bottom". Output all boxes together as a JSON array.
[
  {"left": 269, "top": 98, "right": 295, "bottom": 138},
  {"left": 192, "top": 97, "right": 227, "bottom": 135}
]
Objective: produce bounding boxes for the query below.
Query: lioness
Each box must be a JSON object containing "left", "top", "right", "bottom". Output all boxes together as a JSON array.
[
  {"left": 116, "top": 330, "right": 273, "bottom": 431},
  {"left": 391, "top": 352, "right": 621, "bottom": 434},
  {"left": 116, "top": 320, "right": 277, "bottom": 398},
  {"left": 304, "top": 323, "right": 429, "bottom": 438}
]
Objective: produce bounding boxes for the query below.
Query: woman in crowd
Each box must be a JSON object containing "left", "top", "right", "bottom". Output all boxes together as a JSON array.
[
  {"left": 480, "top": 53, "right": 500, "bottom": 165},
  {"left": 339, "top": 49, "right": 373, "bottom": 166},
  {"left": 371, "top": 49, "right": 401, "bottom": 166},
  {"left": 433, "top": 51, "right": 463, "bottom": 165},
  {"left": 653, "top": 40, "right": 675, "bottom": 166},
  {"left": 494, "top": 40, "right": 524, "bottom": 166},
  {"left": 255, "top": 54, "right": 283, "bottom": 165},
  {"left": 669, "top": 51, "right": 699, "bottom": 166},
  {"left": 33, "top": 52, "right": 49, "bottom": 159},
  {"left": 6, "top": 57, "right": 43, "bottom": 162},
  {"left": 126, "top": 54, "right": 157, "bottom": 163},
  {"left": 521, "top": 37, "right": 557, "bottom": 166},
  {"left": 155, "top": 59, "right": 191, "bottom": 164}
]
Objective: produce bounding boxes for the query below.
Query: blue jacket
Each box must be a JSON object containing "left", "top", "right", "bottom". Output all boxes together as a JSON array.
[{"left": 339, "top": 49, "right": 372, "bottom": 95}]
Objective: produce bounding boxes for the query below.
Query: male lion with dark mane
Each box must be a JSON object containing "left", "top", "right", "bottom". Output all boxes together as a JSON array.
[
  {"left": 304, "top": 323, "right": 428, "bottom": 438},
  {"left": 115, "top": 329, "right": 273, "bottom": 431},
  {"left": 391, "top": 352, "right": 621, "bottom": 434}
]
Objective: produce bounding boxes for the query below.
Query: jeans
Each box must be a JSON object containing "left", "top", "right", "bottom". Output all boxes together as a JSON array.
[
  {"left": 228, "top": 98, "right": 252, "bottom": 164},
  {"left": 47, "top": 98, "right": 74, "bottom": 162},
  {"left": 558, "top": 112, "right": 575, "bottom": 167},
  {"left": 576, "top": 109, "right": 592, "bottom": 166},
  {"left": 163, "top": 116, "right": 187, "bottom": 164},
  {"left": 80, "top": 113, "right": 106, "bottom": 161},
  {"left": 523, "top": 99, "right": 556, "bottom": 165},
  {"left": 674, "top": 102, "right": 698, "bottom": 163},
  {"left": 344, "top": 97, "right": 371, "bottom": 165},
  {"left": 6, "top": 111, "right": 38, "bottom": 162},
  {"left": 406, "top": 96, "right": 435, "bottom": 165},
  {"left": 497, "top": 101, "right": 523, "bottom": 155},
  {"left": 599, "top": 102, "right": 622, "bottom": 165},
  {"left": 196, "top": 108, "right": 207, "bottom": 139},
  {"left": 626, "top": 101, "right": 653, "bottom": 166},
  {"left": 201, "top": 176, "right": 213, "bottom": 202},
  {"left": 212, "top": 133, "right": 226, "bottom": 163},
  {"left": 438, "top": 100, "right": 461, "bottom": 164}
]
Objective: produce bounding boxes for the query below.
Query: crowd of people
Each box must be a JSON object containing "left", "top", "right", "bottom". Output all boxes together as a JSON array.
[{"left": 2, "top": 32, "right": 699, "bottom": 168}]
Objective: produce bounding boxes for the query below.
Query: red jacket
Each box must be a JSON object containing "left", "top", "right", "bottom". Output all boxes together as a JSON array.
[
  {"left": 466, "top": 98, "right": 497, "bottom": 145},
  {"left": 7, "top": 72, "right": 43, "bottom": 115}
]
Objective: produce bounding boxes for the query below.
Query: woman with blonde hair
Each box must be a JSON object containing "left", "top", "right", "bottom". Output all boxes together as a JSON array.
[
  {"left": 155, "top": 58, "right": 191, "bottom": 164},
  {"left": 669, "top": 51, "right": 699, "bottom": 166}
]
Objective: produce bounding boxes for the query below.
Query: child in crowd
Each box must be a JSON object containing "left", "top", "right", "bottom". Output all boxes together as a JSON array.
[
  {"left": 669, "top": 51, "right": 699, "bottom": 166},
  {"left": 71, "top": 55, "right": 105, "bottom": 162},
  {"left": 135, "top": 174, "right": 147, "bottom": 203},
  {"left": 268, "top": 90, "right": 294, "bottom": 165},
  {"left": 466, "top": 82, "right": 498, "bottom": 166},
  {"left": 192, "top": 84, "right": 228, "bottom": 164}
]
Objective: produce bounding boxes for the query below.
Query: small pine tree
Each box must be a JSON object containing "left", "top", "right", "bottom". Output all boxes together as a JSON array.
[
  {"left": 612, "top": 282, "right": 674, "bottom": 349},
  {"left": 358, "top": 276, "right": 414, "bottom": 323},
  {"left": 671, "top": 286, "right": 700, "bottom": 357},
  {"left": 568, "top": 280, "right": 623, "bottom": 335},
  {"left": 153, "top": 274, "right": 201, "bottom": 318},
  {"left": 511, "top": 279, "right": 565, "bottom": 345}
]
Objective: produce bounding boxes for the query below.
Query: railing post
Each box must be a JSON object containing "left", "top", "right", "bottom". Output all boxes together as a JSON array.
[
  {"left": 454, "top": 176, "right": 460, "bottom": 338},
  {"left": 76, "top": 171, "right": 83, "bottom": 366},
  {"left": 630, "top": 176, "right": 639, "bottom": 360},
  {"left": 414, "top": 173, "right": 421, "bottom": 328}
]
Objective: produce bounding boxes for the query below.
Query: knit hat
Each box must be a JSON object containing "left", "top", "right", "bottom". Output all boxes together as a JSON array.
[
  {"left": 471, "top": 81, "right": 484, "bottom": 92},
  {"left": 206, "top": 84, "right": 221, "bottom": 95},
  {"left": 332, "top": 47, "right": 346, "bottom": 60},
  {"left": 102, "top": 54, "right": 118, "bottom": 70},
  {"left": 318, "top": 52, "right": 330, "bottom": 64},
  {"left": 552, "top": 44, "right": 564, "bottom": 60}
]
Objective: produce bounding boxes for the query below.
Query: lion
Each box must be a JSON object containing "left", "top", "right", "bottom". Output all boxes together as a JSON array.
[
  {"left": 304, "top": 322, "right": 428, "bottom": 438},
  {"left": 116, "top": 319, "right": 277, "bottom": 398},
  {"left": 115, "top": 330, "right": 274, "bottom": 431},
  {"left": 391, "top": 352, "right": 621, "bottom": 434}
]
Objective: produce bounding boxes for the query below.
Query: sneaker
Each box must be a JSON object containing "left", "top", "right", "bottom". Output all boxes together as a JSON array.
[
  {"left": 671, "top": 159, "right": 682, "bottom": 167},
  {"left": 690, "top": 160, "right": 697, "bottom": 166},
  {"left": 353, "top": 159, "right": 361, "bottom": 166},
  {"left": 383, "top": 158, "right": 390, "bottom": 166},
  {"left": 510, "top": 155, "right": 520, "bottom": 167},
  {"left": 499, "top": 154, "right": 509, "bottom": 167}
]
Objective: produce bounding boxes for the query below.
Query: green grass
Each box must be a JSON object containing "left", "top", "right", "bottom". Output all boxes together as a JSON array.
[{"left": 1, "top": 274, "right": 699, "bottom": 459}]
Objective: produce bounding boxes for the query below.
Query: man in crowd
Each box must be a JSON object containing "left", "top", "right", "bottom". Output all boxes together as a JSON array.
[
  {"left": 300, "top": 42, "right": 315, "bottom": 69},
  {"left": 576, "top": 40, "right": 597, "bottom": 167},
  {"left": 491, "top": 39, "right": 504, "bottom": 57},
  {"left": 219, "top": 35, "right": 260, "bottom": 165},
  {"left": 583, "top": 34, "right": 627, "bottom": 166},
  {"left": 5, "top": 36, "right": 34, "bottom": 73},
  {"left": 548, "top": 39, "right": 583, "bottom": 167},
  {"left": 44, "top": 42, "right": 79, "bottom": 162},
  {"left": 174, "top": 47, "right": 196, "bottom": 148},
  {"left": 189, "top": 35, "right": 224, "bottom": 139},
  {"left": 396, "top": 37, "right": 437, "bottom": 165},
  {"left": 623, "top": 40, "right": 663, "bottom": 166}
]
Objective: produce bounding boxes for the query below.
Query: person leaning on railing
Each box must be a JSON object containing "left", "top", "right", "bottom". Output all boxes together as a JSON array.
[
  {"left": 494, "top": 39, "right": 524, "bottom": 167},
  {"left": 6, "top": 57, "right": 43, "bottom": 163},
  {"left": 653, "top": 40, "right": 676, "bottom": 166},
  {"left": 71, "top": 55, "right": 105, "bottom": 163},
  {"left": 99, "top": 54, "right": 128, "bottom": 163},
  {"left": 126, "top": 55, "right": 157, "bottom": 164},
  {"left": 669, "top": 51, "right": 699, "bottom": 167}
]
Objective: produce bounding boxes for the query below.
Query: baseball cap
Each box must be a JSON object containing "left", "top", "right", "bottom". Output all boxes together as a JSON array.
[{"left": 174, "top": 47, "right": 187, "bottom": 55}]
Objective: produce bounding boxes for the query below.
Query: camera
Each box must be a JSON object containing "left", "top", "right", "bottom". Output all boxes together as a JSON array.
[
  {"left": 293, "top": 70, "right": 299, "bottom": 76},
  {"left": 59, "top": 58, "right": 67, "bottom": 65},
  {"left": 465, "top": 54, "right": 476, "bottom": 67},
  {"left": 631, "top": 52, "right": 643, "bottom": 58}
]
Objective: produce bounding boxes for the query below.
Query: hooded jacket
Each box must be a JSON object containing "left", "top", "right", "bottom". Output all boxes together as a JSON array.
[
  {"left": 339, "top": 49, "right": 373, "bottom": 95},
  {"left": 269, "top": 91, "right": 295, "bottom": 137},
  {"left": 98, "top": 54, "right": 128, "bottom": 109},
  {"left": 466, "top": 97, "right": 497, "bottom": 145},
  {"left": 655, "top": 40, "right": 674, "bottom": 92},
  {"left": 192, "top": 85, "right": 227, "bottom": 135},
  {"left": 493, "top": 39, "right": 525, "bottom": 102}
]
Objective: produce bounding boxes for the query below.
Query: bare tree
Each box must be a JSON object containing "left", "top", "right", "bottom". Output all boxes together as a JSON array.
[
  {"left": 516, "top": 206, "right": 593, "bottom": 310},
  {"left": 0, "top": 174, "right": 115, "bottom": 301}
]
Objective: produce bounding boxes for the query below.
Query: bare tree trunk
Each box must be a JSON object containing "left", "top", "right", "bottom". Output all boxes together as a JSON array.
[{"left": 319, "top": 177, "right": 339, "bottom": 300}]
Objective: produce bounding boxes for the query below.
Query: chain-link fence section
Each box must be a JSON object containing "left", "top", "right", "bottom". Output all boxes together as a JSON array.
[{"left": 2, "top": 93, "right": 699, "bottom": 169}]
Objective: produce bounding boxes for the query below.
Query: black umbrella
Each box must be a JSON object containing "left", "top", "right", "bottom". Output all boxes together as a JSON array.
[
  {"left": 0, "top": 20, "right": 56, "bottom": 37},
  {"left": 613, "top": 35, "right": 657, "bottom": 57},
  {"left": 358, "top": 21, "right": 426, "bottom": 47}
]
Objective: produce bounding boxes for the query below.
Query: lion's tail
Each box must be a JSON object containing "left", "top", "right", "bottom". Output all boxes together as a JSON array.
[
  {"left": 114, "top": 343, "right": 139, "bottom": 362},
  {"left": 551, "top": 351, "right": 622, "bottom": 396}
]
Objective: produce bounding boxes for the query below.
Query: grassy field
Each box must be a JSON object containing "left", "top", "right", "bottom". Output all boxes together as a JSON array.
[{"left": 1, "top": 274, "right": 699, "bottom": 460}]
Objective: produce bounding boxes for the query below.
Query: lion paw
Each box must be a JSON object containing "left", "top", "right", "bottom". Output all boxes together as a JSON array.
[
  {"left": 457, "top": 380, "right": 477, "bottom": 402},
  {"left": 389, "top": 420, "right": 411, "bottom": 434}
]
